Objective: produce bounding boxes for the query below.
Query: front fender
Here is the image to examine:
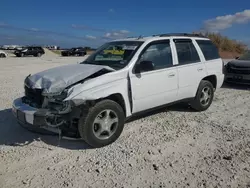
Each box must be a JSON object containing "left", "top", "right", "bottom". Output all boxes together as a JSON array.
[{"left": 64, "top": 78, "right": 131, "bottom": 117}]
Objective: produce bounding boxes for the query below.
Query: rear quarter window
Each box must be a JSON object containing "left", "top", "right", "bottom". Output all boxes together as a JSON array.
[{"left": 196, "top": 40, "right": 220, "bottom": 60}]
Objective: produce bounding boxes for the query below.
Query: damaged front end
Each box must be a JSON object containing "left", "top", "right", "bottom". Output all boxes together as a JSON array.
[
  {"left": 19, "top": 86, "right": 81, "bottom": 138},
  {"left": 13, "top": 63, "right": 115, "bottom": 138}
]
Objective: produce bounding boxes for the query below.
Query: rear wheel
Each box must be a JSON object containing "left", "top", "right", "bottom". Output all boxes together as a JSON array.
[
  {"left": 190, "top": 80, "right": 214, "bottom": 111},
  {"left": 78, "top": 100, "right": 125, "bottom": 148},
  {"left": 0, "top": 53, "right": 6, "bottom": 58},
  {"left": 37, "top": 53, "right": 42, "bottom": 57}
]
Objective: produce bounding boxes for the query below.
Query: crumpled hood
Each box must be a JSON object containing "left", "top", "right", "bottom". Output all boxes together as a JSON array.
[
  {"left": 25, "top": 63, "right": 114, "bottom": 94},
  {"left": 227, "top": 60, "right": 250, "bottom": 68}
]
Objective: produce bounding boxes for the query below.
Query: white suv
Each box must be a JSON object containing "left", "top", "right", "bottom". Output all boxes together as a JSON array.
[{"left": 12, "top": 33, "right": 224, "bottom": 147}]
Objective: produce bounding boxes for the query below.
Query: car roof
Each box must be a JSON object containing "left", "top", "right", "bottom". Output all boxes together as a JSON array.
[{"left": 112, "top": 33, "right": 210, "bottom": 43}]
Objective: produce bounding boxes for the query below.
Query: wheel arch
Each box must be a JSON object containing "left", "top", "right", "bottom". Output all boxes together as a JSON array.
[
  {"left": 0, "top": 53, "right": 6, "bottom": 57},
  {"left": 93, "top": 93, "right": 127, "bottom": 117},
  {"left": 202, "top": 75, "right": 217, "bottom": 90}
]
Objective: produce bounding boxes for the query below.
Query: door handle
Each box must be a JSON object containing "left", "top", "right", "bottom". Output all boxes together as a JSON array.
[
  {"left": 197, "top": 68, "right": 203, "bottom": 71},
  {"left": 168, "top": 73, "right": 176, "bottom": 77}
]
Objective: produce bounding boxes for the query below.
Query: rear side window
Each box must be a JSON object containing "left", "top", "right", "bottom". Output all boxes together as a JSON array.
[
  {"left": 174, "top": 39, "right": 200, "bottom": 65},
  {"left": 196, "top": 40, "right": 220, "bottom": 60}
]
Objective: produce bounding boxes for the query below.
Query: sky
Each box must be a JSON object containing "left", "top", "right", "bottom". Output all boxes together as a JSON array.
[{"left": 0, "top": 0, "right": 250, "bottom": 48}]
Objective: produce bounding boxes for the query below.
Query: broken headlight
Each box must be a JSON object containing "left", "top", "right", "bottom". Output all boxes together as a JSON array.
[
  {"left": 48, "top": 100, "right": 71, "bottom": 114},
  {"left": 53, "top": 91, "right": 68, "bottom": 101},
  {"left": 46, "top": 90, "right": 72, "bottom": 113}
]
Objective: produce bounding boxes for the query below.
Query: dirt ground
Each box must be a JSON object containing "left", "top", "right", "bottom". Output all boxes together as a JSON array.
[{"left": 0, "top": 57, "right": 249, "bottom": 188}]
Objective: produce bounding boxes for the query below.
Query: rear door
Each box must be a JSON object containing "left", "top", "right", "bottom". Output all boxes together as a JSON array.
[
  {"left": 195, "top": 40, "right": 224, "bottom": 88},
  {"left": 173, "top": 38, "right": 207, "bottom": 100},
  {"left": 32, "top": 47, "right": 38, "bottom": 55},
  {"left": 37, "top": 47, "right": 44, "bottom": 54},
  {"left": 26, "top": 47, "right": 33, "bottom": 56}
]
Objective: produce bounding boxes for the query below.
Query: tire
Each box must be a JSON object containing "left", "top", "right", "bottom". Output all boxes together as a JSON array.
[
  {"left": 78, "top": 100, "right": 125, "bottom": 148},
  {"left": 21, "top": 53, "right": 24, "bottom": 57},
  {"left": 37, "top": 53, "right": 42, "bottom": 57},
  {"left": 190, "top": 80, "right": 214, "bottom": 111},
  {"left": 0, "top": 53, "right": 6, "bottom": 58}
]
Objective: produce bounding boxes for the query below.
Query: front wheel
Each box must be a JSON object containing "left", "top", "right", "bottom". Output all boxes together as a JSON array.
[
  {"left": 190, "top": 80, "right": 214, "bottom": 111},
  {"left": 78, "top": 100, "right": 125, "bottom": 148}
]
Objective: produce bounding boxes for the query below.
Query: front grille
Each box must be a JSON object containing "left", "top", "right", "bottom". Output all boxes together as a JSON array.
[
  {"left": 227, "top": 66, "right": 250, "bottom": 75},
  {"left": 24, "top": 86, "right": 44, "bottom": 107}
]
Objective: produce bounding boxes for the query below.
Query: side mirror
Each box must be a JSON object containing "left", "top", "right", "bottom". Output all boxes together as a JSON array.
[{"left": 135, "top": 60, "right": 154, "bottom": 73}]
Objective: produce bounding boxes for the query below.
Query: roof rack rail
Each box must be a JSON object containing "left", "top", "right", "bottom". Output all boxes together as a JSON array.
[
  {"left": 153, "top": 33, "right": 207, "bottom": 38},
  {"left": 126, "top": 35, "right": 144, "bottom": 39}
]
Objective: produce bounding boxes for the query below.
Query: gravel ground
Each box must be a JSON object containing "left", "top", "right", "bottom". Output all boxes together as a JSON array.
[{"left": 0, "top": 57, "right": 250, "bottom": 188}]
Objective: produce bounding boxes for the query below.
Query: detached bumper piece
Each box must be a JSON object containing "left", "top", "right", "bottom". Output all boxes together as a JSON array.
[{"left": 12, "top": 97, "right": 61, "bottom": 135}]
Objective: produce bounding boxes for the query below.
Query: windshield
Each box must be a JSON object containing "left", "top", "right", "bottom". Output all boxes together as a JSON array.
[
  {"left": 238, "top": 51, "right": 250, "bottom": 60},
  {"left": 80, "top": 41, "right": 144, "bottom": 70}
]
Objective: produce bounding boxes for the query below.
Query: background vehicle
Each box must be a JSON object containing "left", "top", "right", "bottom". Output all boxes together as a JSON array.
[
  {"left": 225, "top": 50, "right": 250, "bottom": 85},
  {"left": 1, "top": 45, "right": 21, "bottom": 50},
  {"left": 61, "top": 47, "right": 87, "bottom": 56},
  {"left": 14, "top": 46, "right": 45, "bottom": 57},
  {"left": 12, "top": 33, "right": 224, "bottom": 148},
  {"left": 0, "top": 50, "right": 8, "bottom": 58}
]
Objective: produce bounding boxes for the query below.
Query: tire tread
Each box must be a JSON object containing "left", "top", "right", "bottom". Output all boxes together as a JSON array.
[
  {"left": 190, "top": 80, "right": 214, "bottom": 111},
  {"left": 78, "top": 99, "right": 125, "bottom": 148}
]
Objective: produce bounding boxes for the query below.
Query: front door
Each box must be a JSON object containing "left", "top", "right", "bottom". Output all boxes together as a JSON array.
[{"left": 129, "top": 40, "right": 178, "bottom": 113}]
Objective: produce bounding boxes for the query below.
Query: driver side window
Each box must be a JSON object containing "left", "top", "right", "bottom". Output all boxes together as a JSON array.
[{"left": 139, "top": 41, "right": 173, "bottom": 72}]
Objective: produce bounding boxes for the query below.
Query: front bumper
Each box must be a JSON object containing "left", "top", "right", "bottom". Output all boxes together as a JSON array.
[
  {"left": 225, "top": 73, "right": 250, "bottom": 85},
  {"left": 12, "top": 97, "right": 61, "bottom": 134}
]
